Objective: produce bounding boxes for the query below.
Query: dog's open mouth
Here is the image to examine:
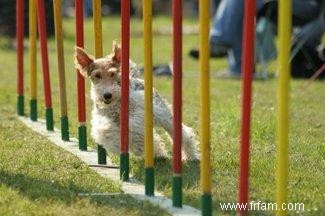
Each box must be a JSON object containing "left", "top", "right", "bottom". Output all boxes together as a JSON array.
[{"left": 104, "top": 100, "right": 111, "bottom": 104}]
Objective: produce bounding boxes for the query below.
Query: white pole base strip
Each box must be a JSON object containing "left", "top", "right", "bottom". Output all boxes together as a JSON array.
[{"left": 18, "top": 116, "right": 201, "bottom": 216}]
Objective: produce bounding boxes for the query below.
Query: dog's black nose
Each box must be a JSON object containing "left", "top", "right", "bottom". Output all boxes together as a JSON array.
[{"left": 103, "top": 93, "right": 112, "bottom": 100}]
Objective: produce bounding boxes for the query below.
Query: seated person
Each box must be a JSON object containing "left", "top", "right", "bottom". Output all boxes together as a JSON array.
[{"left": 189, "top": 0, "right": 325, "bottom": 79}]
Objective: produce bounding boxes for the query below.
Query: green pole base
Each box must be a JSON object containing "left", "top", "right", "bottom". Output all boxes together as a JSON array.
[
  {"left": 98, "top": 145, "right": 107, "bottom": 164},
  {"left": 202, "top": 193, "right": 212, "bottom": 216},
  {"left": 78, "top": 125, "right": 87, "bottom": 151},
  {"left": 45, "top": 107, "right": 54, "bottom": 131},
  {"left": 30, "top": 99, "right": 37, "bottom": 121},
  {"left": 17, "top": 95, "right": 24, "bottom": 116},
  {"left": 172, "top": 175, "right": 182, "bottom": 207},
  {"left": 145, "top": 167, "right": 155, "bottom": 196},
  {"left": 120, "top": 153, "right": 129, "bottom": 181},
  {"left": 60, "top": 116, "right": 70, "bottom": 141}
]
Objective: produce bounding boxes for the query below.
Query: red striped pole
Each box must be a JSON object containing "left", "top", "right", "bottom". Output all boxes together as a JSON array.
[
  {"left": 75, "top": 0, "right": 87, "bottom": 151},
  {"left": 238, "top": 0, "right": 256, "bottom": 215},
  {"left": 36, "top": 0, "right": 54, "bottom": 131},
  {"left": 120, "top": 0, "right": 130, "bottom": 181},
  {"left": 16, "top": 0, "right": 24, "bottom": 116},
  {"left": 172, "top": 0, "right": 183, "bottom": 207}
]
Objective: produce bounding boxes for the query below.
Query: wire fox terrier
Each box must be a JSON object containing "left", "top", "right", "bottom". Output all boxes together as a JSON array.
[{"left": 74, "top": 42, "right": 199, "bottom": 160}]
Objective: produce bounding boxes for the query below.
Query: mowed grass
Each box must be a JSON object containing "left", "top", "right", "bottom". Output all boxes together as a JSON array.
[{"left": 0, "top": 16, "right": 324, "bottom": 215}]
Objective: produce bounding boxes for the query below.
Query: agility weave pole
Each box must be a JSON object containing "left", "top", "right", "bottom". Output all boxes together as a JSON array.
[
  {"left": 237, "top": 0, "right": 256, "bottom": 215},
  {"left": 16, "top": 0, "right": 24, "bottom": 116},
  {"left": 29, "top": 0, "right": 37, "bottom": 121},
  {"left": 276, "top": 0, "right": 292, "bottom": 215},
  {"left": 199, "top": 0, "right": 212, "bottom": 215},
  {"left": 53, "top": 0, "right": 70, "bottom": 141},
  {"left": 172, "top": 0, "right": 183, "bottom": 208},
  {"left": 143, "top": 0, "right": 155, "bottom": 196},
  {"left": 36, "top": 0, "right": 54, "bottom": 131},
  {"left": 120, "top": 0, "right": 131, "bottom": 182},
  {"left": 75, "top": 0, "right": 88, "bottom": 151},
  {"left": 92, "top": 0, "right": 107, "bottom": 165}
]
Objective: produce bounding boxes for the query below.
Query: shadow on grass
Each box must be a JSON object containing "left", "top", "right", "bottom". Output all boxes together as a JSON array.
[
  {"left": 0, "top": 160, "right": 272, "bottom": 215},
  {"left": 0, "top": 170, "right": 163, "bottom": 214},
  {"left": 130, "top": 158, "right": 272, "bottom": 216},
  {"left": 131, "top": 158, "right": 200, "bottom": 190}
]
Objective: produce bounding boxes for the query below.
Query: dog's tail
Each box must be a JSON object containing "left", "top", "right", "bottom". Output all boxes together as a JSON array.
[{"left": 153, "top": 93, "right": 200, "bottom": 160}]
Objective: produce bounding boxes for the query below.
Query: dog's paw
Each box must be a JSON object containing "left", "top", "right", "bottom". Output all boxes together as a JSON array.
[
  {"left": 154, "top": 156, "right": 170, "bottom": 165},
  {"left": 182, "top": 151, "right": 200, "bottom": 162}
]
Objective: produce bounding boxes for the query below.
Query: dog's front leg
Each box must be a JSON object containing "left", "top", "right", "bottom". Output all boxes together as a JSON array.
[
  {"left": 128, "top": 111, "right": 145, "bottom": 157},
  {"left": 93, "top": 128, "right": 121, "bottom": 155}
]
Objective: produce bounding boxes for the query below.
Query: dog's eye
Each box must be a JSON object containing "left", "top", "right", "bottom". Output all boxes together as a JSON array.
[
  {"left": 108, "top": 72, "right": 115, "bottom": 78},
  {"left": 94, "top": 73, "right": 102, "bottom": 79}
]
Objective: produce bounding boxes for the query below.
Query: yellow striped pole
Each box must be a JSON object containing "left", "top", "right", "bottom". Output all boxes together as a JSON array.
[
  {"left": 199, "top": 0, "right": 212, "bottom": 215},
  {"left": 93, "top": 0, "right": 103, "bottom": 57},
  {"left": 143, "top": 0, "right": 154, "bottom": 196},
  {"left": 276, "top": 0, "right": 292, "bottom": 215},
  {"left": 29, "top": 0, "right": 37, "bottom": 121},
  {"left": 53, "top": 0, "right": 70, "bottom": 141},
  {"left": 92, "top": 0, "right": 107, "bottom": 164},
  {"left": 142, "top": 0, "right": 154, "bottom": 196}
]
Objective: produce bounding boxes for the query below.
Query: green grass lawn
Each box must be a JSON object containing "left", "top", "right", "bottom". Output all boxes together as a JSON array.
[{"left": 0, "top": 16, "right": 324, "bottom": 215}]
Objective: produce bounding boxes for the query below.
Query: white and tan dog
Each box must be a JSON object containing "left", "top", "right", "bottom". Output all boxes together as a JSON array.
[{"left": 74, "top": 42, "right": 199, "bottom": 160}]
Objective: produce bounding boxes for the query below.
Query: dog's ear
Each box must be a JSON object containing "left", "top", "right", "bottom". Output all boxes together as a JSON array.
[
  {"left": 74, "top": 47, "right": 94, "bottom": 77},
  {"left": 112, "top": 41, "right": 121, "bottom": 64}
]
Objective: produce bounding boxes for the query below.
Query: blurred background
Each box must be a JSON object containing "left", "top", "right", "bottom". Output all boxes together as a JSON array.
[{"left": 0, "top": 0, "right": 206, "bottom": 38}]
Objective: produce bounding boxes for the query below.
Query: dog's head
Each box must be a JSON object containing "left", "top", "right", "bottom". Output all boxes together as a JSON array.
[{"left": 74, "top": 42, "right": 122, "bottom": 107}]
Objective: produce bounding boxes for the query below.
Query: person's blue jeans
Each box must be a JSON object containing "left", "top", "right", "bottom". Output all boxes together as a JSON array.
[
  {"left": 210, "top": 0, "right": 264, "bottom": 74},
  {"left": 210, "top": 0, "right": 323, "bottom": 74},
  {"left": 83, "top": 0, "right": 93, "bottom": 17}
]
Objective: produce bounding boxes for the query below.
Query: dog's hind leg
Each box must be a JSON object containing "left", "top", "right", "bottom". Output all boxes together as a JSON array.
[
  {"left": 152, "top": 95, "right": 199, "bottom": 161},
  {"left": 129, "top": 116, "right": 145, "bottom": 157}
]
